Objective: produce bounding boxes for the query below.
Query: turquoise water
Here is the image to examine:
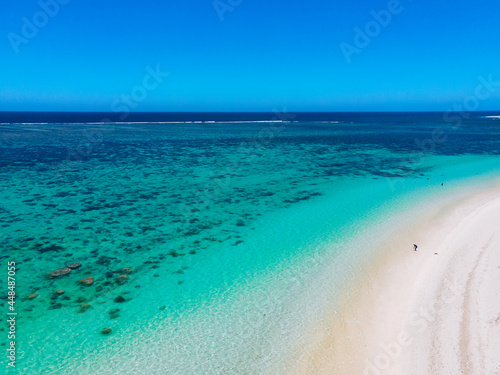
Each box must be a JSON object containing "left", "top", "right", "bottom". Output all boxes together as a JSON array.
[{"left": 1, "top": 117, "right": 500, "bottom": 373}]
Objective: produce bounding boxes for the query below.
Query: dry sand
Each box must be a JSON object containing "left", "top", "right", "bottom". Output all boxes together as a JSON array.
[{"left": 297, "top": 181, "right": 500, "bottom": 374}]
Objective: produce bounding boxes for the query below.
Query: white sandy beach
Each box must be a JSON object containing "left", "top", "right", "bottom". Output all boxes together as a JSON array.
[{"left": 299, "top": 180, "right": 500, "bottom": 374}]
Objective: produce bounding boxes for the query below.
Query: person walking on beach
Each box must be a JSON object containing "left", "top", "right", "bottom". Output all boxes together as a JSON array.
[{"left": 413, "top": 244, "right": 418, "bottom": 251}]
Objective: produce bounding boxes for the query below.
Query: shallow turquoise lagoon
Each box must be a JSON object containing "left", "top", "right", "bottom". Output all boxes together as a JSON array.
[{"left": 1, "top": 117, "right": 499, "bottom": 373}]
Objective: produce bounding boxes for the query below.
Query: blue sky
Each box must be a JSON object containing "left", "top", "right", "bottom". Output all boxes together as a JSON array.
[{"left": 1, "top": 0, "right": 499, "bottom": 112}]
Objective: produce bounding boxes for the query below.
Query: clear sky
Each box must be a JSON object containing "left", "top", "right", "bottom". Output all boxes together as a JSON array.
[{"left": 1, "top": 0, "right": 499, "bottom": 112}]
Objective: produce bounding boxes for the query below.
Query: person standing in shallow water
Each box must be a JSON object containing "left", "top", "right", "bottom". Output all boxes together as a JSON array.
[{"left": 413, "top": 244, "right": 418, "bottom": 251}]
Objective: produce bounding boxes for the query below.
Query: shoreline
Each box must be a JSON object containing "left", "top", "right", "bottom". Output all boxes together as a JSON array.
[
  {"left": 296, "top": 176, "right": 500, "bottom": 374},
  {"left": 12, "top": 170, "right": 500, "bottom": 374}
]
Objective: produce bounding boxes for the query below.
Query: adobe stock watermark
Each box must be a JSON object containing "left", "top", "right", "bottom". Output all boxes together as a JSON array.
[
  {"left": 363, "top": 280, "right": 462, "bottom": 375},
  {"left": 443, "top": 74, "right": 500, "bottom": 128},
  {"left": 340, "top": 0, "right": 404, "bottom": 63},
  {"left": 110, "top": 64, "right": 169, "bottom": 120},
  {"left": 7, "top": 0, "right": 70, "bottom": 54},
  {"left": 213, "top": 0, "right": 243, "bottom": 21},
  {"left": 385, "top": 74, "right": 500, "bottom": 192},
  {"left": 49, "top": 64, "right": 169, "bottom": 175}
]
